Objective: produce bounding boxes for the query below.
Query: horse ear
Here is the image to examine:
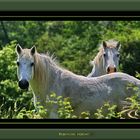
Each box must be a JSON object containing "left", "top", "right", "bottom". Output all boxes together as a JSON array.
[
  {"left": 103, "top": 41, "right": 107, "bottom": 48},
  {"left": 31, "top": 46, "right": 36, "bottom": 55},
  {"left": 16, "top": 44, "right": 22, "bottom": 54},
  {"left": 116, "top": 41, "right": 121, "bottom": 51}
]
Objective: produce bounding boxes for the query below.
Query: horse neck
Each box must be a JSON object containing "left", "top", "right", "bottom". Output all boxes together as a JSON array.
[
  {"left": 30, "top": 53, "right": 62, "bottom": 96},
  {"left": 30, "top": 54, "right": 50, "bottom": 98}
]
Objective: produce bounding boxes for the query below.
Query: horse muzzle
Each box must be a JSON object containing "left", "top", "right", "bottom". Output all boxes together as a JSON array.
[
  {"left": 107, "top": 67, "right": 117, "bottom": 74},
  {"left": 18, "top": 79, "right": 29, "bottom": 90}
]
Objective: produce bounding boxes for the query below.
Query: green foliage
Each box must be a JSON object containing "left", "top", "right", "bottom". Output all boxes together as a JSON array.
[
  {"left": 136, "top": 71, "right": 140, "bottom": 79},
  {"left": 36, "top": 21, "right": 105, "bottom": 76},
  {"left": 119, "top": 84, "right": 140, "bottom": 119},
  {"left": 16, "top": 104, "right": 47, "bottom": 119},
  {"left": 46, "top": 92, "right": 77, "bottom": 119},
  {"left": 93, "top": 103, "right": 118, "bottom": 119},
  {"left": 0, "top": 21, "right": 47, "bottom": 47}
]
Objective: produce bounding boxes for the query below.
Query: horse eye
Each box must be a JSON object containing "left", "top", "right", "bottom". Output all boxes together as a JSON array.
[
  {"left": 31, "top": 62, "right": 34, "bottom": 66},
  {"left": 103, "top": 53, "right": 106, "bottom": 57},
  {"left": 117, "top": 54, "right": 120, "bottom": 57},
  {"left": 17, "top": 61, "right": 20, "bottom": 66}
]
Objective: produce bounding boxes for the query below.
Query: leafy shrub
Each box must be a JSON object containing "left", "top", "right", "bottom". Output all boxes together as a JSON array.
[
  {"left": 46, "top": 92, "right": 77, "bottom": 119},
  {"left": 93, "top": 103, "right": 118, "bottom": 119},
  {"left": 16, "top": 103, "right": 47, "bottom": 119},
  {"left": 36, "top": 21, "right": 105, "bottom": 76},
  {"left": 119, "top": 84, "right": 140, "bottom": 119}
]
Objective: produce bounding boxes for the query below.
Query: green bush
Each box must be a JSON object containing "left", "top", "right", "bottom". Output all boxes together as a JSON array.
[
  {"left": 119, "top": 84, "right": 140, "bottom": 119},
  {"left": 36, "top": 21, "right": 104, "bottom": 76},
  {"left": 46, "top": 92, "right": 77, "bottom": 119},
  {"left": 93, "top": 103, "right": 118, "bottom": 119}
]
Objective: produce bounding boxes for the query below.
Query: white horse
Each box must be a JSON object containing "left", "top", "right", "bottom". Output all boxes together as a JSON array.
[
  {"left": 16, "top": 45, "right": 140, "bottom": 118},
  {"left": 87, "top": 40, "right": 121, "bottom": 77}
]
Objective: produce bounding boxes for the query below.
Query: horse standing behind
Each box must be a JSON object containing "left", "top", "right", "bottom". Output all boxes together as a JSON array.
[
  {"left": 16, "top": 45, "right": 140, "bottom": 118},
  {"left": 87, "top": 40, "right": 121, "bottom": 77}
]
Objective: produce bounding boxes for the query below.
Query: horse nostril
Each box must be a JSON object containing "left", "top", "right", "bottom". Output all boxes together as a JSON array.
[
  {"left": 107, "top": 67, "right": 110, "bottom": 73},
  {"left": 18, "top": 79, "right": 29, "bottom": 89},
  {"left": 107, "top": 67, "right": 117, "bottom": 74}
]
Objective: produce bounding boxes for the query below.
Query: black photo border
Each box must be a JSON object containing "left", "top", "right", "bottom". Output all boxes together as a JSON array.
[{"left": 0, "top": 0, "right": 140, "bottom": 139}]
